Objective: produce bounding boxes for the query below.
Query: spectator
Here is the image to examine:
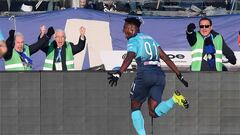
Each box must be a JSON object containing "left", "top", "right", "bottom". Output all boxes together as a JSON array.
[
  {"left": 186, "top": 17, "right": 236, "bottom": 71},
  {"left": 103, "top": 0, "right": 116, "bottom": 12},
  {"left": 0, "top": 31, "right": 7, "bottom": 58},
  {"left": 71, "top": 0, "right": 96, "bottom": 9},
  {"left": 0, "top": 40, "right": 7, "bottom": 58},
  {"left": 225, "top": 0, "right": 232, "bottom": 10},
  {"left": 114, "top": 1, "right": 131, "bottom": 13},
  {"left": 86, "top": 0, "right": 96, "bottom": 9},
  {"left": 3, "top": 26, "right": 54, "bottom": 71},
  {"left": 41, "top": 27, "right": 86, "bottom": 71},
  {"left": 79, "top": 0, "right": 87, "bottom": 8},
  {"left": 128, "top": 0, "right": 143, "bottom": 15},
  {"left": 95, "top": 0, "right": 117, "bottom": 12}
]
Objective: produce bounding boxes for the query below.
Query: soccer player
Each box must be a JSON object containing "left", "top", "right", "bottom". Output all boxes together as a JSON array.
[{"left": 108, "top": 17, "right": 189, "bottom": 135}]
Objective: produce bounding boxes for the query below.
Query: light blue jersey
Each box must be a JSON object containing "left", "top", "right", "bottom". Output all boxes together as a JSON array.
[
  {"left": 0, "top": 30, "right": 4, "bottom": 41},
  {"left": 127, "top": 33, "right": 160, "bottom": 64}
]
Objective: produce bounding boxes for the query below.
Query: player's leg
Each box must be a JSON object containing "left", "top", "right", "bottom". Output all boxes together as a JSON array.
[
  {"left": 151, "top": 90, "right": 189, "bottom": 117},
  {"left": 131, "top": 100, "right": 145, "bottom": 135},
  {"left": 154, "top": 96, "right": 175, "bottom": 117},
  {"left": 147, "top": 72, "right": 173, "bottom": 117},
  {"left": 172, "top": 90, "right": 189, "bottom": 109},
  {"left": 148, "top": 77, "right": 175, "bottom": 117},
  {"left": 148, "top": 95, "right": 175, "bottom": 117},
  {"left": 130, "top": 79, "right": 148, "bottom": 135},
  {"left": 147, "top": 74, "right": 176, "bottom": 118},
  {"left": 148, "top": 97, "right": 159, "bottom": 118},
  {"left": 148, "top": 72, "right": 189, "bottom": 117}
]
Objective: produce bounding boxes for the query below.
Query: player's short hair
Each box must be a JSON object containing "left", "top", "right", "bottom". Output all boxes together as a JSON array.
[{"left": 124, "top": 17, "right": 143, "bottom": 28}]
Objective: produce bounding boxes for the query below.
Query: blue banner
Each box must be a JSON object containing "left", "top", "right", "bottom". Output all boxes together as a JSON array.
[{"left": 0, "top": 8, "right": 239, "bottom": 70}]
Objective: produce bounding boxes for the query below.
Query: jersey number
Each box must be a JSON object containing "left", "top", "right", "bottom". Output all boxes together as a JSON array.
[{"left": 144, "top": 41, "right": 158, "bottom": 60}]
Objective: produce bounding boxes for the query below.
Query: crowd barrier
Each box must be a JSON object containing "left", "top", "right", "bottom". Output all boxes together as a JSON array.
[{"left": 1, "top": 71, "right": 240, "bottom": 135}]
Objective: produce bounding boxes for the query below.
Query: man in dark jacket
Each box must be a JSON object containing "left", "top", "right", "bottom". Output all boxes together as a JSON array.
[
  {"left": 41, "top": 26, "right": 86, "bottom": 71},
  {"left": 186, "top": 17, "right": 236, "bottom": 71}
]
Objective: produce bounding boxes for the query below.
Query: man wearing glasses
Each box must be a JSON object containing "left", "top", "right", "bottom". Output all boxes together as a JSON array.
[{"left": 186, "top": 17, "right": 236, "bottom": 71}]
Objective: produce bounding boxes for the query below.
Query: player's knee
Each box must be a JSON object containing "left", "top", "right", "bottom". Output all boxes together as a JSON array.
[
  {"left": 148, "top": 106, "right": 159, "bottom": 118},
  {"left": 148, "top": 109, "right": 158, "bottom": 118},
  {"left": 131, "top": 100, "right": 142, "bottom": 112},
  {"left": 148, "top": 98, "right": 159, "bottom": 118}
]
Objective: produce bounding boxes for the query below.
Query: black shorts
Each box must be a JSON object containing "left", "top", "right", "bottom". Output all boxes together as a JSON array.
[{"left": 130, "top": 66, "right": 166, "bottom": 104}]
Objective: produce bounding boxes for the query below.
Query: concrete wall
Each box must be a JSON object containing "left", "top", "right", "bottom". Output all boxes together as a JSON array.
[{"left": 1, "top": 72, "right": 240, "bottom": 135}]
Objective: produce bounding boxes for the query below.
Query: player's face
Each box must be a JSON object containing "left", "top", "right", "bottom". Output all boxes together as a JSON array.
[
  {"left": 123, "top": 23, "right": 134, "bottom": 39},
  {"left": 14, "top": 36, "right": 24, "bottom": 52},
  {"left": 55, "top": 31, "right": 65, "bottom": 47},
  {"left": 199, "top": 20, "right": 212, "bottom": 37}
]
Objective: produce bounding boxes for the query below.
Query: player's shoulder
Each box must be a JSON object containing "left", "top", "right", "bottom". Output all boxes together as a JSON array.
[
  {"left": 137, "top": 33, "right": 154, "bottom": 40},
  {"left": 129, "top": 33, "right": 144, "bottom": 41},
  {"left": 128, "top": 34, "right": 140, "bottom": 43}
]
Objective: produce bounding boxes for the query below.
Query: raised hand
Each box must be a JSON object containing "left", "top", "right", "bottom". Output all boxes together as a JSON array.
[
  {"left": 187, "top": 23, "right": 196, "bottom": 33},
  {"left": 40, "top": 25, "right": 47, "bottom": 38},
  {"left": 46, "top": 26, "right": 55, "bottom": 38},
  {"left": 9, "top": 29, "right": 15, "bottom": 38},
  {"left": 79, "top": 26, "right": 86, "bottom": 38}
]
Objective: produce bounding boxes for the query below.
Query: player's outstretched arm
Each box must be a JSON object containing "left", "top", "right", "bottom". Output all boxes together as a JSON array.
[
  {"left": 119, "top": 52, "right": 136, "bottom": 73},
  {"left": 107, "top": 52, "right": 136, "bottom": 87},
  {"left": 158, "top": 46, "right": 188, "bottom": 87},
  {"left": 158, "top": 46, "right": 180, "bottom": 74}
]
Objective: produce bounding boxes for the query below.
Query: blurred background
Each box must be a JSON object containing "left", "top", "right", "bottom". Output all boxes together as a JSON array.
[{"left": 1, "top": 0, "right": 240, "bottom": 16}]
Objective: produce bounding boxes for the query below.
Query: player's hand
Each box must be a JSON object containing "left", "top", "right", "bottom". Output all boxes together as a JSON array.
[
  {"left": 187, "top": 23, "right": 196, "bottom": 33},
  {"left": 107, "top": 70, "right": 121, "bottom": 87},
  {"left": 176, "top": 73, "right": 188, "bottom": 87}
]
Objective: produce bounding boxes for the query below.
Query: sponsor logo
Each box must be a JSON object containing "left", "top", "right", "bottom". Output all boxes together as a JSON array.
[
  {"left": 167, "top": 54, "right": 185, "bottom": 59},
  {"left": 122, "top": 53, "right": 127, "bottom": 59}
]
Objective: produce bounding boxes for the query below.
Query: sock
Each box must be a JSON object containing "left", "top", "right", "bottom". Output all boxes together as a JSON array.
[
  {"left": 154, "top": 97, "right": 175, "bottom": 117},
  {"left": 131, "top": 110, "right": 146, "bottom": 135}
]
